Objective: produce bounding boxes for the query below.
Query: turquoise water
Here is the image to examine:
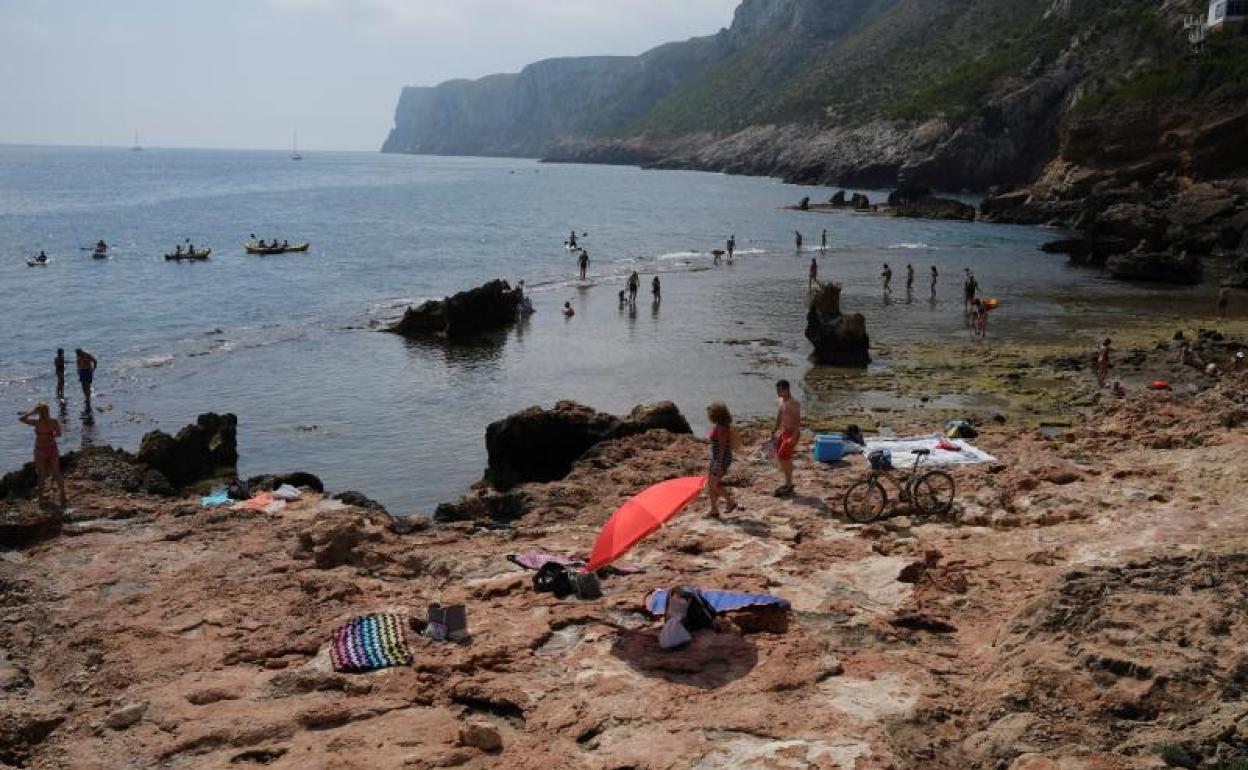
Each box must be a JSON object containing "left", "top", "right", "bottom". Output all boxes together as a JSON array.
[{"left": 0, "top": 146, "right": 1207, "bottom": 511}]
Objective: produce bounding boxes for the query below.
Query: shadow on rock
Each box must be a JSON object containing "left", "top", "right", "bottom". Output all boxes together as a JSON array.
[{"left": 609, "top": 628, "right": 758, "bottom": 690}]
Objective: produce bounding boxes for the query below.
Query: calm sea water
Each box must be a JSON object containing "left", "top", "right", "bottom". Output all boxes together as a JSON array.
[{"left": 0, "top": 146, "right": 1209, "bottom": 512}]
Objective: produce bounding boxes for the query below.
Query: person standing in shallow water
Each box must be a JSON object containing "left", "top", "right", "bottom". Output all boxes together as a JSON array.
[
  {"left": 821, "top": 229, "right": 827, "bottom": 252},
  {"left": 577, "top": 249, "right": 589, "bottom": 280},
  {"left": 771, "top": 380, "right": 801, "bottom": 498},
  {"left": 705, "top": 402, "right": 738, "bottom": 518},
  {"left": 19, "top": 404, "right": 66, "bottom": 508},
  {"left": 627, "top": 271, "right": 640, "bottom": 304},
  {"left": 794, "top": 231, "right": 803, "bottom": 252},
  {"left": 75, "top": 348, "right": 97, "bottom": 406},
  {"left": 727, "top": 234, "right": 735, "bottom": 262},
  {"left": 882, "top": 264, "right": 893, "bottom": 296},
  {"left": 905, "top": 264, "right": 915, "bottom": 297},
  {"left": 930, "top": 266, "right": 939, "bottom": 299},
  {"left": 809, "top": 257, "right": 818, "bottom": 290},
  {"left": 652, "top": 275, "right": 661, "bottom": 303},
  {"left": 54, "top": 348, "right": 66, "bottom": 402}
]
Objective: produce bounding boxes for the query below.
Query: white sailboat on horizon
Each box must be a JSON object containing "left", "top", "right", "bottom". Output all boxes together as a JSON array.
[
  {"left": 291, "top": 131, "right": 302, "bottom": 161},
  {"left": 130, "top": 130, "right": 143, "bottom": 152}
]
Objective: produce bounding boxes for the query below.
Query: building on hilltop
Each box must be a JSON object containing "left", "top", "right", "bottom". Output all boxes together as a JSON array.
[{"left": 1208, "top": 0, "right": 1248, "bottom": 32}]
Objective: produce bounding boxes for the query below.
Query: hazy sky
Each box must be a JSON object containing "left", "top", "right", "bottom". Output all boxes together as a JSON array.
[{"left": 0, "top": 0, "right": 739, "bottom": 151}]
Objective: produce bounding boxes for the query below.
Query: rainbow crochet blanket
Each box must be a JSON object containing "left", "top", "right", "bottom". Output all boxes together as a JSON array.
[{"left": 330, "top": 613, "right": 413, "bottom": 673}]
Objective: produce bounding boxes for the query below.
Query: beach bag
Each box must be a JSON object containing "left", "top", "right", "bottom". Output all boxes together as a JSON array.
[
  {"left": 533, "top": 562, "right": 575, "bottom": 598},
  {"left": 572, "top": 570, "right": 602, "bottom": 600},
  {"left": 868, "top": 449, "right": 893, "bottom": 471},
  {"left": 668, "top": 587, "right": 716, "bottom": 631}
]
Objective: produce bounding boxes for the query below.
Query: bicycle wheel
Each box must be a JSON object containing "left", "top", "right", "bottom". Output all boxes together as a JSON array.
[
  {"left": 912, "top": 470, "right": 956, "bottom": 517},
  {"left": 843, "top": 479, "right": 888, "bottom": 523}
]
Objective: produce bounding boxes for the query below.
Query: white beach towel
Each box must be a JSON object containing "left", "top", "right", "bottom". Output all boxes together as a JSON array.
[
  {"left": 863, "top": 435, "right": 998, "bottom": 468},
  {"left": 273, "top": 484, "right": 302, "bottom": 501}
]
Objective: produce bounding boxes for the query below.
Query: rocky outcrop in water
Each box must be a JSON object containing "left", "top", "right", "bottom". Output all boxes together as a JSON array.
[
  {"left": 1106, "top": 249, "right": 1204, "bottom": 285},
  {"left": 484, "top": 401, "right": 692, "bottom": 489},
  {"left": 388, "top": 280, "right": 523, "bottom": 341},
  {"left": 805, "top": 283, "right": 870, "bottom": 367},
  {"left": 137, "top": 413, "right": 238, "bottom": 489}
]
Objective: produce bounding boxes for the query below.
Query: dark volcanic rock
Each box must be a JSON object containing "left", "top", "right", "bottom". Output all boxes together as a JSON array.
[
  {"left": 805, "top": 283, "right": 870, "bottom": 367},
  {"left": 887, "top": 185, "right": 932, "bottom": 206},
  {"left": 1105, "top": 250, "right": 1203, "bottom": 285},
  {"left": 0, "top": 503, "right": 62, "bottom": 548},
  {"left": 891, "top": 196, "right": 976, "bottom": 222},
  {"left": 484, "top": 401, "right": 691, "bottom": 488},
  {"left": 389, "top": 280, "right": 522, "bottom": 341},
  {"left": 137, "top": 413, "right": 238, "bottom": 489},
  {"left": 332, "top": 491, "right": 389, "bottom": 515},
  {"left": 434, "top": 489, "right": 532, "bottom": 524}
]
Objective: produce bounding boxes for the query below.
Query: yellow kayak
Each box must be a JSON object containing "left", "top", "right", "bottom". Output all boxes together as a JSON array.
[{"left": 245, "top": 242, "right": 309, "bottom": 255}]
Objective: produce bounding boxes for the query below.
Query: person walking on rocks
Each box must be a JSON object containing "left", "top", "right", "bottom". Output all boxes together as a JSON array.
[
  {"left": 1096, "top": 338, "right": 1113, "bottom": 388},
  {"left": 627, "top": 271, "right": 640, "bottom": 304},
  {"left": 75, "top": 348, "right": 97, "bottom": 406},
  {"left": 54, "top": 348, "right": 66, "bottom": 402},
  {"left": 19, "top": 403, "right": 66, "bottom": 508},
  {"left": 577, "top": 249, "right": 589, "bottom": 280},
  {"left": 771, "top": 380, "right": 801, "bottom": 498},
  {"left": 1218, "top": 286, "right": 1230, "bottom": 320},
  {"left": 809, "top": 257, "right": 819, "bottom": 291},
  {"left": 705, "top": 402, "right": 738, "bottom": 518}
]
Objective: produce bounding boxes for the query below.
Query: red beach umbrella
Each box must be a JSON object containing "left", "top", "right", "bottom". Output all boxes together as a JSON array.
[{"left": 585, "top": 476, "right": 705, "bottom": 573}]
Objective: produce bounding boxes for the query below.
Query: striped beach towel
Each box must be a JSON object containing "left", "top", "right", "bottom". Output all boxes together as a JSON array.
[{"left": 330, "top": 613, "right": 413, "bottom": 673}]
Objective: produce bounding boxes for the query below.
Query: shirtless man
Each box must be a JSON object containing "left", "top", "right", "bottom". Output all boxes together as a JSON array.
[
  {"left": 795, "top": 231, "right": 803, "bottom": 252},
  {"left": 882, "top": 264, "right": 893, "bottom": 296},
  {"left": 809, "top": 257, "right": 818, "bottom": 290},
  {"left": 75, "top": 348, "right": 97, "bottom": 406},
  {"left": 54, "top": 348, "right": 66, "bottom": 402},
  {"left": 627, "top": 271, "right": 640, "bottom": 304},
  {"left": 930, "top": 266, "right": 938, "bottom": 299},
  {"left": 727, "top": 234, "right": 735, "bottom": 262},
  {"left": 771, "top": 379, "right": 801, "bottom": 497},
  {"left": 821, "top": 229, "right": 827, "bottom": 252},
  {"left": 905, "top": 264, "right": 915, "bottom": 297},
  {"left": 578, "top": 249, "right": 589, "bottom": 280}
]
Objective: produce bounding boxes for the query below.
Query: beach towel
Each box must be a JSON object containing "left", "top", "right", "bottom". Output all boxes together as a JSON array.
[
  {"left": 330, "top": 613, "right": 413, "bottom": 674},
  {"left": 507, "top": 551, "right": 645, "bottom": 575},
  {"left": 201, "top": 489, "right": 230, "bottom": 508},
  {"left": 273, "top": 484, "right": 302, "bottom": 501},
  {"left": 863, "top": 435, "right": 997, "bottom": 468},
  {"left": 231, "top": 492, "right": 286, "bottom": 515},
  {"left": 645, "top": 588, "right": 791, "bottom": 616}
]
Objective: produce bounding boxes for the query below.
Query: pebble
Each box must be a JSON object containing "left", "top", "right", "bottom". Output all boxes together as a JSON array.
[
  {"left": 105, "top": 701, "right": 147, "bottom": 730},
  {"left": 458, "top": 721, "right": 502, "bottom": 753}
]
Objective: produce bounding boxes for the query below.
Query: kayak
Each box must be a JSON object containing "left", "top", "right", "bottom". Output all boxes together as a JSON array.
[
  {"left": 165, "top": 249, "right": 212, "bottom": 261},
  {"left": 244, "top": 242, "right": 310, "bottom": 254},
  {"left": 26, "top": 257, "right": 49, "bottom": 267}
]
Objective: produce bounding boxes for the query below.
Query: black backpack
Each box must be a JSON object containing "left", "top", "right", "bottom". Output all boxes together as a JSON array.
[
  {"left": 670, "top": 587, "right": 716, "bottom": 631},
  {"left": 533, "top": 562, "right": 574, "bottom": 598}
]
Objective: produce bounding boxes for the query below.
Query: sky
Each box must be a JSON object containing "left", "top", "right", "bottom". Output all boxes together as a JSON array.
[{"left": 0, "top": 0, "right": 739, "bottom": 151}]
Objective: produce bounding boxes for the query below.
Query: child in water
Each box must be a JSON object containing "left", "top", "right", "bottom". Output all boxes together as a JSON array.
[{"left": 705, "top": 402, "right": 738, "bottom": 518}]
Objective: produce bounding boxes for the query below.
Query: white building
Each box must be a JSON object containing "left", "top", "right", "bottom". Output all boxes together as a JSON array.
[{"left": 1208, "top": 0, "right": 1248, "bottom": 31}]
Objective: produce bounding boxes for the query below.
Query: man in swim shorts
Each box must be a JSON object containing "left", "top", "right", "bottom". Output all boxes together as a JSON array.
[
  {"left": 771, "top": 379, "right": 801, "bottom": 497},
  {"left": 75, "top": 348, "right": 97, "bottom": 406},
  {"left": 54, "top": 348, "right": 66, "bottom": 401}
]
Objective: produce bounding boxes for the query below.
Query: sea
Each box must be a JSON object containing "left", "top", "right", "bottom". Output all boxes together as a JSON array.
[{"left": 0, "top": 145, "right": 1212, "bottom": 513}]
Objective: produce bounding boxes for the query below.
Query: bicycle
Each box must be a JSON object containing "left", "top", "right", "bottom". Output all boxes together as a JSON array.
[{"left": 842, "top": 448, "right": 956, "bottom": 523}]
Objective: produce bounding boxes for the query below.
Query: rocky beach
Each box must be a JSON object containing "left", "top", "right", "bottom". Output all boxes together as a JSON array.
[{"left": 4, "top": 314, "right": 1248, "bottom": 770}]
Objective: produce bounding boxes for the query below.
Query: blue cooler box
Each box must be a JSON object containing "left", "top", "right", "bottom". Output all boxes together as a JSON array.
[{"left": 813, "top": 434, "right": 846, "bottom": 463}]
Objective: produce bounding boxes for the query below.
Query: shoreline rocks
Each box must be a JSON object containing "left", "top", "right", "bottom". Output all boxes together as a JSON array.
[
  {"left": 137, "top": 413, "right": 238, "bottom": 489},
  {"left": 805, "top": 283, "right": 870, "bottom": 367},
  {"left": 388, "top": 279, "right": 523, "bottom": 341},
  {"left": 484, "top": 401, "right": 692, "bottom": 489}
]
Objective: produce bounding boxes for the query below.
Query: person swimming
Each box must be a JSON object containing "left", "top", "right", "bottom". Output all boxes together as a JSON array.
[{"left": 562, "top": 302, "right": 575, "bottom": 317}]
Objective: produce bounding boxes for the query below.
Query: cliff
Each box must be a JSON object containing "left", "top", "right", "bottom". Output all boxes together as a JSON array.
[{"left": 383, "top": 0, "right": 1248, "bottom": 196}]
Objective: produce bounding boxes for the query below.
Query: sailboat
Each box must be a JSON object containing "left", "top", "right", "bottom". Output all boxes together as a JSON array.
[
  {"left": 291, "top": 131, "right": 303, "bottom": 161},
  {"left": 130, "top": 130, "right": 143, "bottom": 152}
]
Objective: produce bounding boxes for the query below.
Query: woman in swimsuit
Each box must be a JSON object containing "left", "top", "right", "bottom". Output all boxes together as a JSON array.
[
  {"left": 19, "top": 403, "right": 66, "bottom": 507},
  {"left": 705, "top": 402, "right": 738, "bottom": 518}
]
